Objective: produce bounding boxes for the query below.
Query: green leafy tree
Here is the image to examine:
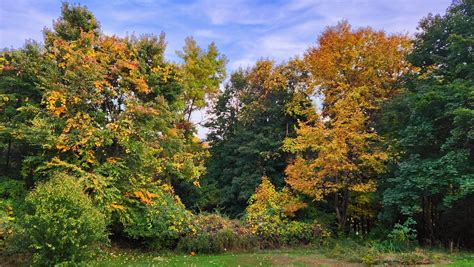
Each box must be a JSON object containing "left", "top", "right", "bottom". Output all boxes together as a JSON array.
[
  {"left": 0, "top": 43, "right": 46, "bottom": 185},
  {"left": 177, "top": 37, "right": 227, "bottom": 121},
  {"left": 379, "top": 0, "right": 474, "bottom": 247}
]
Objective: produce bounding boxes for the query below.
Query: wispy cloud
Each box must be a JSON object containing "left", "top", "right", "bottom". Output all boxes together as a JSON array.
[
  {"left": 1, "top": 0, "right": 451, "bottom": 67},
  {"left": 0, "top": 0, "right": 453, "bottom": 138}
]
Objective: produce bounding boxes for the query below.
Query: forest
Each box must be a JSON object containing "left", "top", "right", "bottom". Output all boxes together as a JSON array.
[{"left": 0, "top": 0, "right": 473, "bottom": 266}]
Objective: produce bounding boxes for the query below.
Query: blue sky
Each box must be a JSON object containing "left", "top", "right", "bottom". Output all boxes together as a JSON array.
[
  {"left": 1, "top": 0, "right": 451, "bottom": 69},
  {"left": 0, "top": 0, "right": 452, "bottom": 137}
]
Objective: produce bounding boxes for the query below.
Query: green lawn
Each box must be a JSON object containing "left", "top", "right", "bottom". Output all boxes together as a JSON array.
[
  {"left": 89, "top": 249, "right": 361, "bottom": 267},
  {"left": 87, "top": 248, "right": 474, "bottom": 267},
  {"left": 442, "top": 254, "right": 474, "bottom": 267}
]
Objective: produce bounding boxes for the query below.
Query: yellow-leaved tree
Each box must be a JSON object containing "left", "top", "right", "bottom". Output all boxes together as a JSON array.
[{"left": 284, "top": 21, "right": 413, "bottom": 231}]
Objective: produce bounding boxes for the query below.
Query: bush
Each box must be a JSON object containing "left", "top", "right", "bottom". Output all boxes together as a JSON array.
[
  {"left": 245, "top": 177, "right": 328, "bottom": 247},
  {"left": 177, "top": 213, "right": 258, "bottom": 253},
  {"left": 388, "top": 218, "right": 417, "bottom": 248},
  {"left": 117, "top": 184, "right": 193, "bottom": 249},
  {"left": 0, "top": 179, "right": 26, "bottom": 240},
  {"left": 14, "top": 173, "right": 107, "bottom": 265},
  {"left": 281, "top": 220, "right": 328, "bottom": 245},
  {"left": 323, "top": 238, "right": 437, "bottom": 265},
  {"left": 324, "top": 238, "right": 370, "bottom": 262}
]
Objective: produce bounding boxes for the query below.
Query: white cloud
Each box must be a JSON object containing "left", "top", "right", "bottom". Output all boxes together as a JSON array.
[
  {"left": 0, "top": 0, "right": 453, "bottom": 139},
  {"left": 194, "top": 29, "right": 227, "bottom": 41},
  {"left": 0, "top": 0, "right": 57, "bottom": 48},
  {"left": 198, "top": 0, "right": 286, "bottom": 25},
  {"left": 230, "top": 58, "right": 255, "bottom": 70}
]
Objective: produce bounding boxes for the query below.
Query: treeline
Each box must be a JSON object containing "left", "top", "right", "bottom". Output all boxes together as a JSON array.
[
  {"left": 190, "top": 0, "right": 474, "bottom": 247},
  {"left": 0, "top": 0, "right": 472, "bottom": 265}
]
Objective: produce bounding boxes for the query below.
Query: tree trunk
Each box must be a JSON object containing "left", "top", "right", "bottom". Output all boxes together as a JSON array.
[{"left": 335, "top": 188, "right": 350, "bottom": 233}]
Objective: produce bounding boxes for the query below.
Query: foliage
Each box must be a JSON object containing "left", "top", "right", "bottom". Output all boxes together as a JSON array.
[
  {"left": 388, "top": 218, "right": 417, "bottom": 247},
  {"left": 245, "top": 177, "right": 328, "bottom": 247},
  {"left": 0, "top": 1, "right": 214, "bottom": 187},
  {"left": 14, "top": 173, "right": 107, "bottom": 266},
  {"left": 178, "top": 37, "right": 227, "bottom": 121},
  {"left": 1, "top": 0, "right": 473, "bottom": 259},
  {"left": 283, "top": 21, "right": 413, "bottom": 231},
  {"left": 378, "top": 0, "right": 474, "bottom": 247},
  {"left": 177, "top": 213, "right": 257, "bottom": 253},
  {"left": 201, "top": 59, "right": 312, "bottom": 216},
  {"left": 323, "top": 238, "right": 444, "bottom": 265},
  {"left": 0, "top": 2, "right": 221, "bottom": 254},
  {"left": 117, "top": 182, "right": 193, "bottom": 249},
  {"left": 0, "top": 179, "right": 26, "bottom": 239},
  {"left": 0, "top": 42, "right": 45, "bottom": 184}
]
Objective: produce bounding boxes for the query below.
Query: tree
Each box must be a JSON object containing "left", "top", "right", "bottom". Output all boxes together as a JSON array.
[
  {"left": 284, "top": 22, "right": 413, "bottom": 231},
  {"left": 177, "top": 37, "right": 227, "bottom": 121},
  {"left": 200, "top": 59, "right": 312, "bottom": 217},
  {"left": 0, "top": 43, "right": 45, "bottom": 185},
  {"left": 1, "top": 3, "right": 222, "bottom": 248},
  {"left": 379, "top": 0, "right": 474, "bottom": 247},
  {"left": 46, "top": 2, "right": 100, "bottom": 43}
]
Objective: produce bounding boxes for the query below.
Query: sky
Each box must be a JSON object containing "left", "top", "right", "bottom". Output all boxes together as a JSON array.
[{"left": 0, "top": 0, "right": 452, "bottom": 137}]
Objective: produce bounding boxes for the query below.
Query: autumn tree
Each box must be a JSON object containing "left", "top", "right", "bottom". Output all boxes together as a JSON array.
[
  {"left": 1, "top": 3, "right": 223, "bottom": 247},
  {"left": 284, "top": 22, "right": 413, "bottom": 231}
]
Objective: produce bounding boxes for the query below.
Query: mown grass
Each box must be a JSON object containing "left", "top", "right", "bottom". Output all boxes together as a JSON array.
[
  {"left": 85, "top": 246, "right": 474, "bottom": 267},
  {"left": 441, "top": 254, "right": 474, "bottom": 267},
  {"left": 87, "top": 248, "right": 361, "bottom": 267},
  {"left": 2, "top": 240, "right": 473, "bottom": 266}
]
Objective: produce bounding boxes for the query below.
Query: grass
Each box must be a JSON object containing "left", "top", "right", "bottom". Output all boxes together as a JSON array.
[
  {"left": 441, "top": 254, "right": 474, "bottom": 267},
  {"left": 87, "top": 248, "right": 362, "bottom": 267},
  {"left": 2, "top": 240, "right": 473, "bottom": 266},
  {"left": 85, "top": 247, "right": 474, "bottom": 267}
]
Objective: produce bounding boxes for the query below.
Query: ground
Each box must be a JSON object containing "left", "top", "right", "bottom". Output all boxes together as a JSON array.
[
  {"left": 2, "top": 246, "right": 473, "bottom": 266},
  {"left": 87, "top": 248, "right": 474, "bottom": 267},
  {"left": 90, "top": 249, "right": 363, "bottom": 266}
]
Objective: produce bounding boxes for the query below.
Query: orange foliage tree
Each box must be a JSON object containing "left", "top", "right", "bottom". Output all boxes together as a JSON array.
[{"left": 284, "top": 21, "right": 413, "bottom": 231}]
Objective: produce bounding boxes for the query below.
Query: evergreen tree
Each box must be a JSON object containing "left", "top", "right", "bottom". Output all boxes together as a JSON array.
[{"left": 200, "top": 59, "right": 311, "bottom": 217}]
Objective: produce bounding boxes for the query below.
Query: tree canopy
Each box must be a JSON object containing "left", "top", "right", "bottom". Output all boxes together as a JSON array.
[{"left": 1, "top": 1, "right": 473, "bottom": 264}]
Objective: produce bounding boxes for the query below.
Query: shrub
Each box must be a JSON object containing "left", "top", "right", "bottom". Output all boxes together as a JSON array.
[
  {"left": 117, "top": 184, "right": 193, "bottom": 249},
  {"left": 0, "top": 179, "right": 26, "bottom": 240},
  {"left": 324, "top": 238, "right": 370, "bottom": 262},
  {"left": 323, "top": 238, "right": 437, "bottom": 265},
  {"left": 281, "top": 220, "right": 328, "bottom": 245},
  {"left": 245, "top": 177, "right": 328, "bottom": 247},
  {"left": 388, "top": 217, "right": 417, "bottom": 248},
  {"left": 177, "top": 213, "right": 258, "bottom": 253},
  {"left": 14, "top": 173, "right": 107, "bottom": 265}
]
